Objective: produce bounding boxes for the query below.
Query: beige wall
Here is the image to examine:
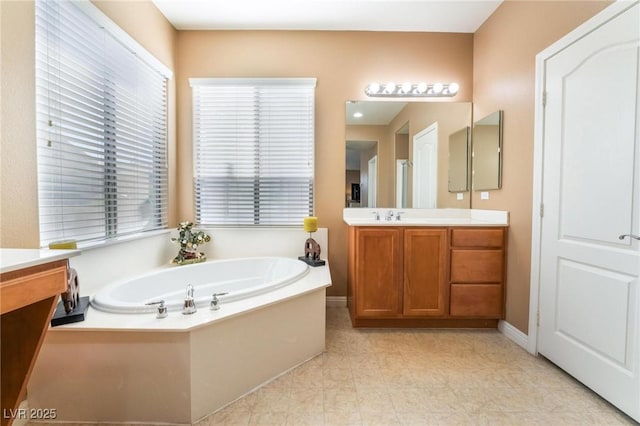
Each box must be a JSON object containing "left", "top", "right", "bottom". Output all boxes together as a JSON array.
[
  {"left": 472, "top": 0, "right": 610, "bottom": 333},
  {"left": 0, "top": 0, "right": 178, "bottom": 248},
  {"left": 1, "top": 1, "right": 38, "bottom": 248},
  {"left": 176, "top": 31, "right": 474, "bottom": 297}
]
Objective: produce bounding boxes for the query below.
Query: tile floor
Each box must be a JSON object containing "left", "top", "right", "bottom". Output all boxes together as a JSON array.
[
  {"left": 27, "top": 307, "right": 637, "bottom": 426},
  {"left": 199, "top": 307, "right": 637, "bottom": 426}
]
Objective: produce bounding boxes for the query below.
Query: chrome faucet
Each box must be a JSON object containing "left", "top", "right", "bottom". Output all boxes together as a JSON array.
[
  {"left": 396, "top": 211, "right": 405, "bottom": 221},
  {"left": 183, "top": 284, "right": 197, "bottom": 315},
  {"left": 210, "top": 292, "right": 228, "bottom": 311},
  {"left": 371, "top": 211, "right": 380, "bottom": 221},
  {"left": 385, "top": 210, "right": 394, "bottom": 221},
  {"left": 146, "top": 300, "right": 168, "bottom": 319}
]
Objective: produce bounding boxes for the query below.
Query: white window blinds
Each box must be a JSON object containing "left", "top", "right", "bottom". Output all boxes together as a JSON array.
[
  {"left": 35, "top": 0, "right": 170, "bottom": 246},
  {"left": 191, "top": 78, "right": 316, "bottom": 226}
]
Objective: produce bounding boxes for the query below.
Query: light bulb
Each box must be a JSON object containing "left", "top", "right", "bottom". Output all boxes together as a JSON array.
[
  {"left": 416, "top": 82, "right": 427, "bottom": 93},
  {"left": 367, "top": 82, "right": 380, "bottom": 94},
  {"left": 401, "top": 82, "right": 412, "bottom": 94},
  {"left": 353, "top": 112, "right": 363, "bottom": 118},
  {"left": 432, "top": 83, "right": 443, "bottom": 94},
  {"left": 384, "top": 82, "right": 396, "bottom": 94},
  {"left": 448, "top": 82, "right": 459, "bottom": 95}
]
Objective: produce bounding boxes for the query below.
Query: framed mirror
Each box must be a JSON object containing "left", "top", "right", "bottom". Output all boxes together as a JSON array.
[
  {"left": 448, "top": 126, "right": 470, "bottom": 192},
  {"left": 345, "top": 101, "right": 472, "bottom": 209},
  {"left": 472, "top": 110, "right": 503, "bottom": 191}
]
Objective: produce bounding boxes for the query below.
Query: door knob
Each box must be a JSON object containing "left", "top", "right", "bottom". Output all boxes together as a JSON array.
[{"left": 618, "top": 234, "right": 640, "bottom": 241}]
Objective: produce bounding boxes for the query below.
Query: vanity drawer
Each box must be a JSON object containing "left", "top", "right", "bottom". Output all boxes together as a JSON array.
[
  {"left": 451, "top": 228, "right": 504, "bottom": 248},
  {"left": 450, "top": 249, "right": 503, "bottom": 283},
  {"left": 450, "top": 284, "right": 503, "bottom": 317}
]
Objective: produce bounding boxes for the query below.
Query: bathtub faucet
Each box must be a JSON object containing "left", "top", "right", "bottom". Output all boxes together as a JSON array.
[
  {"left": 183, "top": 284, "right": 197, "bottom": 315},
  {"left": 210, "top": 292, "right": 228, "bottom": 311},
  {"left": 146, "top": 300, "right": 168, "bottom": 319}
]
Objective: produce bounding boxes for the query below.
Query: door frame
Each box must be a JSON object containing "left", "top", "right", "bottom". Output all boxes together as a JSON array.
[
  {"left": 367, "top": 155, "right": 377, "bottom": 208},
  {"left": 412, "top": 122, "right": 438, "bottom": 209},
  {"left": 396, "top": 159, "right": 408, "bottom": 208},
  {"left": 528, "top": 0, "right": 638, "bottom": 355}
]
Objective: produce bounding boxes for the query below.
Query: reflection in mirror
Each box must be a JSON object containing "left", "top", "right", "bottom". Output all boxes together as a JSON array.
[
  {"left": 395, "top": 122, "right": 409, "bottom": 208},
  {"left": 448, "top": 127, "right": 470, "bottom": 192},
  {"left": 345, "top": 101, "right": 472, "bottom": 209},
  {"left": 346, "top": 140, "right": 377, "bottom": 207},
  {"left": 472, "top": 110, "right": 503, "bottom": 191}
]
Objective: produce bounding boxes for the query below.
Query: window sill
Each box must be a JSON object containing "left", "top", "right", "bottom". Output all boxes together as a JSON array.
[{"left": 74, "top": 229, "right": 172, "bottom": 252}]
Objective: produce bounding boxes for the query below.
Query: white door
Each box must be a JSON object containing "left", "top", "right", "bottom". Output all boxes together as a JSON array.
[
  {"left": 413, "top": 123, "right": 437, "bottom": 208},
  {"left": 537, "top": 2, "right": 640, "bottom": 421},
  {"left": 367, "top": 155, "right": 377, "bottom": 208}
]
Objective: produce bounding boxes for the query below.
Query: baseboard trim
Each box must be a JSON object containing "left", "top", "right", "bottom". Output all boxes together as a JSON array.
[
  {"left": 498, "top": 320, "right": 529, "bottom": 351},
  {"left": 326, "top": 296, "right": 347, "bottom": 308}
]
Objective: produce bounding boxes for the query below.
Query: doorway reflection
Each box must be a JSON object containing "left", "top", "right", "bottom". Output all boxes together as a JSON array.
[{"left": 345, "top": 140, "right": 377, "bottom": 207}]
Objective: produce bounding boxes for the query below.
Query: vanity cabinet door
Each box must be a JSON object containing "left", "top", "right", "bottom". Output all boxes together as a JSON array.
[
  {"left": 403, "top": 228, "right": 448, "bottom": 316},
  {"left": 354, "top": 227, "right": 402, "bottom": 317}
]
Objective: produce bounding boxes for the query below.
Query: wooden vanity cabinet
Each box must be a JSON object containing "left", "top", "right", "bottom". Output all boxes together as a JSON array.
[
  {"left": 348, "top": 225, "right": 507, "bottom": 327},
  {"left": 348, "top": 226, "right": 447, "bottom": 325},
  {"left": 449, "top": 227, "right": 506, "bottom": 318}
]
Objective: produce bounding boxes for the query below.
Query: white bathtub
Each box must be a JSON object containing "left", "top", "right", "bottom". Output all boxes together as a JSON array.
[{"left": 91, "top": 257, "right": 309, "bottom": 314}]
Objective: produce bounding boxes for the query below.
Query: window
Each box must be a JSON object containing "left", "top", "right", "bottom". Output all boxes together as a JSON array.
[
  {"left": 191, "top": 78, "right": 316, "bottom": 226},
  {"left": 35, "top": 0, "right": 171, "bottom": 246}
]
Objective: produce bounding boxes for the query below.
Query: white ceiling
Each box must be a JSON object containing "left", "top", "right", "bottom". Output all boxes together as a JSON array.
[
  {"left": 152, "top": 0, "right": 503, "bottom": 32},
  {"left": 345, "top": 101, "right": 407, "bottom": 125}
]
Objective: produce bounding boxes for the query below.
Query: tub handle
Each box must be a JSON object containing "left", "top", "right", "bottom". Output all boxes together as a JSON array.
[
  {"left": 210, "top": 292, "right": 228, "bottom": 311},
  {"left": 145, "top": 300, "right": 168, "bottom": 319},
  {"left": 619, "top": 233, "right": 640, "bottom": 241}
]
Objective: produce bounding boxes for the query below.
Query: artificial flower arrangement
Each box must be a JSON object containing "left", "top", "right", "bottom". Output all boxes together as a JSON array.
[{"left": 171, "top": 221, "right": 211, "bottom": 265}]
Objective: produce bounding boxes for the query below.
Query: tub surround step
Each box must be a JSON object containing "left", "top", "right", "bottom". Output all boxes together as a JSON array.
[{"left": 28, "top": 287, "right": 328, "bottom": 424}]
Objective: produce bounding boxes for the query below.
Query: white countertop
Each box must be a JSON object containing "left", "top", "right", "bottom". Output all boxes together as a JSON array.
[
  {"left": 1, "top": 248, "right": 81, "bottom": 274},
  {"left": 343, "top": 208, "right": 509, "bottom": 227}
]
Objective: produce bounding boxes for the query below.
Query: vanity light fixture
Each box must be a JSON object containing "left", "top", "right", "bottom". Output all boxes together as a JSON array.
[{"left": 365, "top": 81, "right": 459, "bottom": 97}]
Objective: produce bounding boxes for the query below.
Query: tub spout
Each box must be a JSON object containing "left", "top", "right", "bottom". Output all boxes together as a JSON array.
[{"left": 183, "top": 284, "right": 197, "bottom": 315}]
